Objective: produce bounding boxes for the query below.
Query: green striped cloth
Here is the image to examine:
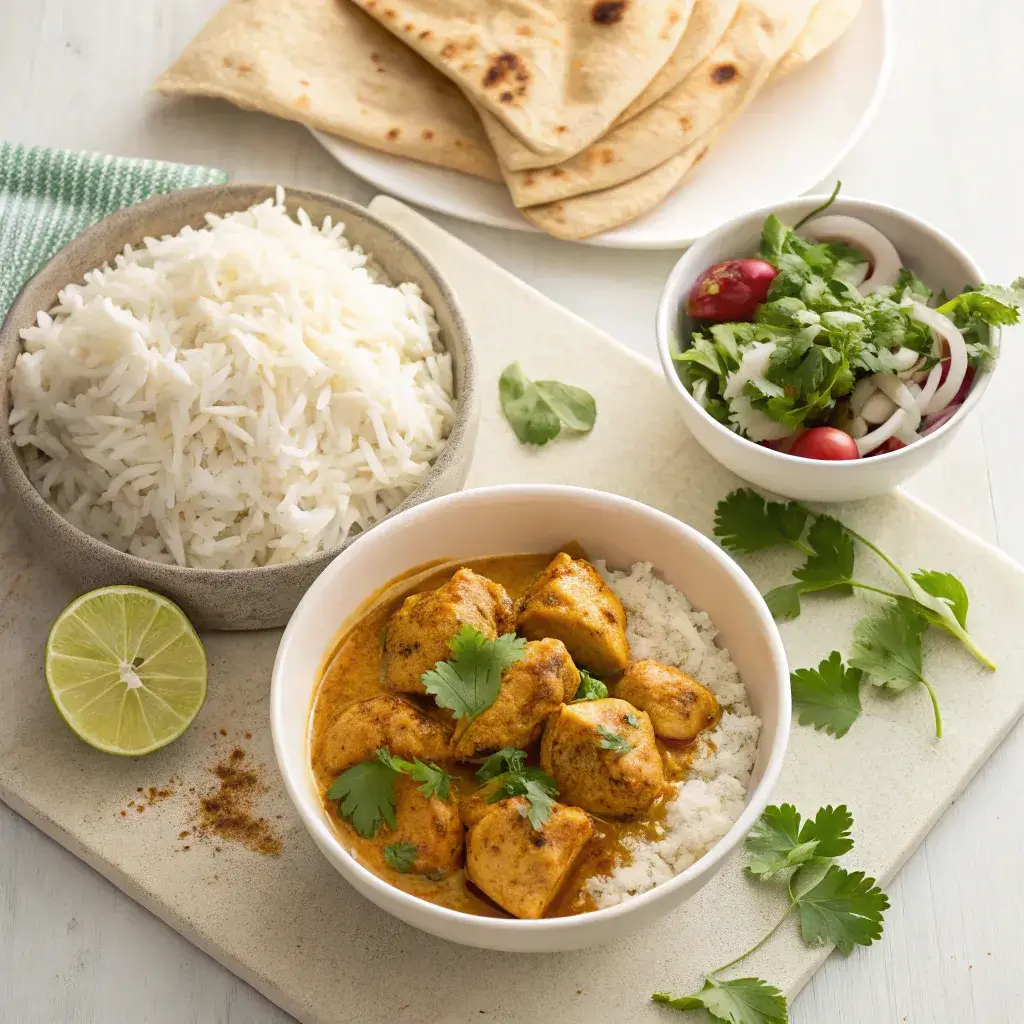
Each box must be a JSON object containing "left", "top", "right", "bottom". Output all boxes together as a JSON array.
[{"left": 0, "top": 142, "right": 227, "bottom": 318}]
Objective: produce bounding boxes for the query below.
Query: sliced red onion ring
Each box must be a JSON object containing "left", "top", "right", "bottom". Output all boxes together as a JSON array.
[
  {"left": 911, "top": 302, "right": 968, "bottom": 415},
  {"left": 921, "top": 403, "right": 963, "bottom": 435},
  {"left": 800, "top": 216, "right": 902, "bottom": 294}
]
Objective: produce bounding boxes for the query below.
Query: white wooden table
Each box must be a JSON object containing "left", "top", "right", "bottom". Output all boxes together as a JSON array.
[{"left": 2, "top": 2, "right": 1023, "bottom": 1021}]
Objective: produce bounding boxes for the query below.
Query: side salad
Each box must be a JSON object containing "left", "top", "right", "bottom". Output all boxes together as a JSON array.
[{"left": 675, "top": 186, "right": 1023, "bottom": 460}]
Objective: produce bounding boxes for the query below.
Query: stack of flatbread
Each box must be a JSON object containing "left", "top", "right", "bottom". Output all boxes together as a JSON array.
[{"left": 155, "top": 0, "right": 861, "bottom": 241}]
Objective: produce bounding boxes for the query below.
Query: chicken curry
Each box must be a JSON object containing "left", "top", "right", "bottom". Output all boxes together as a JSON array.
[{"left": 309, "top": 550, "right": 722, "bottom": 920}]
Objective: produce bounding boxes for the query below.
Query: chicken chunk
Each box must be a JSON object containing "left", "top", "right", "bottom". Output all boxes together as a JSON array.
[
  {"left": 517, "top": 553, "right": 629, "bottom": 677},
  {"left": 466, "top": 797, "right": 593, "bottom": 919},
  {"left": 540, "top": 698, "right": 665, "bottom": 818},
  {"left": 615, "top": 660, "right": 720, "bottom": 743},
  {"left": 375, "top": 776, "right": 463, "bottom": 879},
  {"left": 458, "top": 790, "right": 502, "bottom": 831},
  {"left": 452, "top": 638, "right": 579, "bottom": 759},
  {"left": 383, "top": 568, "right": 515, "bottom": 694},
  {"left": 317, "top": 695, "right": 450, "bottom": 777}
]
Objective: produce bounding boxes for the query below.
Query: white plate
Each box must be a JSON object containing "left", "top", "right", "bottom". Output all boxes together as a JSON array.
[{"left": 313, "top": 0, "right": 891, "bottom": 249}]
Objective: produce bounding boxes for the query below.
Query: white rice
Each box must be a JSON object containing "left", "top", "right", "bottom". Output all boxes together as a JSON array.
[
  {"left": 8, "top": 189, "right": 456, "bottom": 569},
  {"left": 586, "top": 561, "right": 762, "bottom": 909}
]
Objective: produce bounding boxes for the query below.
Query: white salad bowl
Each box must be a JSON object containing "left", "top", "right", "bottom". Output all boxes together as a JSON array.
[
  {"left": 271, "top": 484, "right": 790, "bottom": 953},
  {"left": 656, "top": 195, "right": 997, "bottom": 503}
]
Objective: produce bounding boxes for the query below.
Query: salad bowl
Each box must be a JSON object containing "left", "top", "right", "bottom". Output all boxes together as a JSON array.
[{"left": 656, "top": 195, "right": 999, "bottom": 503}]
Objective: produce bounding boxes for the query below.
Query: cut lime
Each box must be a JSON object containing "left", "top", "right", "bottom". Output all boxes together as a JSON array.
[{"left": 45, "top": 586, "right": 208, "bottom": 756}]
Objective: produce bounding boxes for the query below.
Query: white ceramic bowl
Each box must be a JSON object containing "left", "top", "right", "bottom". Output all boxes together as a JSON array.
[
  {"left": 271, "top": 485, "right": 790, "bottom": 952},
  {"left": 656, "top": 195, "right": 997, "bottom": 503}
]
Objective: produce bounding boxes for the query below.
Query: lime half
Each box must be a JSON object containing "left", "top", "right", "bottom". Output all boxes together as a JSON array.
[{"left": 45, "top": 586, "right": 208, "bottom": 755}]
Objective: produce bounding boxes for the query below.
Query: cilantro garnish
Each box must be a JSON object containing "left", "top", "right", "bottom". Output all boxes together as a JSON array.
[
  {"left": 790, "top": 652, "right": 863, "bottom": 739},
  {"left": 598, "top": 726, "right": 634, "bottom": 754},
  {"left": 625, "top": 711, "right": 640, "bottom": 727},
  {"left": 327, "top": 747, "right": 453, "bottom": 839},
  {"left": 498, "top": 362, "right": 597, "bottom": 446},
  {"left": 384, "top": 842, "right": 419, "bottom": 873},
  {"left": 653, "top": 802, "right": 887, "bottom": 1023},
  {"left": 572, "top": 668, "right": 608, "bottom": 702},
  {"left": 422, "top": 625, "right": 527, "bottom": 722},
  {"left": 475, "top": 747, "right": 559, "bottom": 831}
]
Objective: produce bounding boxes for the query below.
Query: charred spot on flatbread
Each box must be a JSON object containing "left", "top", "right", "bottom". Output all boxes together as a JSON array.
[
  {"left": 482, "top": 52, "right": 529, "bottom": 103},
  {"left": 710, "top": 63, "right": 738, "bottom": 85},
  {"left": 591, "top": 1, "right": 628, "bottom": 25}
]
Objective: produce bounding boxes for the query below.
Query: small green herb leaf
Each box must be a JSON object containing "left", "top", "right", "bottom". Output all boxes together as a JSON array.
[
  {"left": 911, "top": 570, "right": 969, "bottom": 628},
  {"left": 653, "top": 976, "right": 789, "bottom": 1024},
  {"left": 326, "top": 758, "right": 398, "bottom": 839},
  {"left": 498, "top": 362, "right": 596, "bottom": 446},
  {"left": 572, "top": 668, "right": 609, "bottom": 702},
  {"left": 849, "top": 603, "right": 927, "bottom": 693},
  {"left": 384, "top": 842, "right": 419, "bottom": 873},
  {"left": 534, "top": 380, "right": 597, "bottom": 433},
  {"left": 745, "top": 804, "right": 814, "bottom": 879},
  {"left": 598, "top": 726, "right": 634, "bottom": 754},
  {"left": 407, "top": 759, "right": 451, "bottom": 801},
  {"left": 625, "top": 711, "right": 640, "bottom": 727},
  {"left": 791, "top": 652, "right": 863, "bottom": 738},
  {"left": 714, "top": 489, "right": 809, "bottom": 554},
  {"left": 793, "top": 516, "right": 854, "bottom": 593},
  {"left": 475, "top": 746, "right": 526, "bottom": 781},
  {"left": 797, "top": 804, "right": 854, "bottom": 860},
  {"left": 795, "top": 866, "right": 889, "bottom": 954},
  {"left": 476, "top": 748, "right": 559, "bottom": 831},
  {"left": 422, "top": 626, "right": 527, "bottom": 721},
  {"left": 763, "top": 583, "right": 805, "bottom": 622}
]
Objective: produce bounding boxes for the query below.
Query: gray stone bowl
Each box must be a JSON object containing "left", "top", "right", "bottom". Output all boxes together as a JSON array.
[{"left": 0, "top": 184, "right": 478, "bottom": 631}]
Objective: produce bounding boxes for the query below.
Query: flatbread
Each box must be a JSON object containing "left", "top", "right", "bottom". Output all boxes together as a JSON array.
[
  {"left": 347, "top": 0, "right": 694, "bottom": 161},
  {"left": 523, "top": 0, "right": 860, "bottom": 240},
  {"left": 506, "top": 0, "right": 817, "bottom": 209},
  {"left": 153, "top": 0, "right": 501, "bottom": 182}
]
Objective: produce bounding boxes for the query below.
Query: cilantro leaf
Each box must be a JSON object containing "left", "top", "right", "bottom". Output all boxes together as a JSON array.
[
  {"left": 798, "top": 805, "right": 854, "bottom": 860},
  {"left": 936, "top": 288, "right": 1021, "bottom": 328},
  {"left": 849, "top": 603, "right": 927, "bottom": 693},
  {"left": 911, "top": 570, "right": 969, "bottom": 628},
  {"left": 763, "top": 583, "right": 805, "bottom": 622},
  {"left": 514, "top": 778, "right": 558, "bottom": 830},
  {"left": 327, "top": 759, "right": 398, "bottom": 839},
  {"left": 791, "top": 652, "right": 863, "bottom": 738},
  {"left": 476, "top": 746, "right": 526, "bottom": 781},
  {"left": 407, "top": 759, "right": 451, "bottom": 800},
  {"left": 573, "top": 668, "right": 609, "bottom": 702},
  {"left": 745, "top": 804, "right": 817, "bottom": 879},
  {"left": 476, "top": 748, "right": 559, "bottom": 830},
  {"left": 598, "top": 726, "right": 634, "bottom": 754},
  {"left": 653, "top": 976, "right": 789, "bottom": 1024},
  {"left": 498, "top": 362, "right": 596, "bottom": 445},
  {"left": 793, "top": 516, "right": 854, "bottom": 593},
  {"left": 795, "top": 866, "right": 889, "bottom": 954},
  {"left": 895, "top": 267, "right": 932, "bottom": 301},
  {"left": 384, "top": 842, "right": 419, "bottom": 873},
  {"left": 422, "top": 626, "right": 527, "bottom": 721},
  {"left": 714, "top": 489, "right": 809, "bottom": 553}
]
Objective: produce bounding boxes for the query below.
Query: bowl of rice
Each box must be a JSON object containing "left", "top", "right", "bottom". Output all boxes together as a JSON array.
[
  {"left": 0, "top": 184, "right": 477, "bottom": 630},
  {"left": 272, "top": 485, "right": 790, "bottom": 951}
]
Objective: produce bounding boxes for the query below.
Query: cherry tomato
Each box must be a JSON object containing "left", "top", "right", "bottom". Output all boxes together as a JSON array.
[
  {"left": 867, "top": 437, "right": 906, "bottom": 457},
  {"left": 787, "top": 426, "right": 860, "bottom": 461},
  {"left": 687, "top": 258, "right": 777, "bottom": 322}
]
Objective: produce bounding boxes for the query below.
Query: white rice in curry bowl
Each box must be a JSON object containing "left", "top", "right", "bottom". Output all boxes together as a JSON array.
[
  {"left": 8, "top": 189, "right": 456, "bottom": 569},
  {"left": 590, "top": 561, "right": 761, "bottom": 908}
]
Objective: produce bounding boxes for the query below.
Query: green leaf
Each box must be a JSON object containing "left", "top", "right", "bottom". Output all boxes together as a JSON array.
[
  {"left": 514, "top": 778, "right": 558, "bottom": 830},
  {"left": 894, "top": 267, "right": 932, "bottom": 301},
  {"left": 498, "top": 362, "right": 561, "bottom": 445},
  {"left": 797, "top": 805, "right": 854, "bottom": 860},
  {"left": 475, "top": 746, "right": 526, "bottom": 781},
  {"left": 572, "top": 668, "right": 609, "bottom": 702},
  {"left": 745, "top": 803, "right": 815, "bottom": 879},
  {"left": 911, "top": 570, "right": 969, "bottom": 628},
  {"left": 384, "top": 842, "right": 419, "bottom": 873},
  {"left": 793, "top": 516, "right": 854, "bottom": 593},
  {"left": 326, "top": 758, "right": 398, "bottom": 839},
  {"left": 763, "top": 583, "right": 805, "bottom": 622},
  {"left": 849, "top": 603, "right": 927, "bottom": 693},
  {"left": 714, "top": 489, "right": 809, "bottom": 554},
  {"left": 534, "top": 380, "right": 597, "bottom": 433},
  {"left": 795, "top": 866, "right": 889, "bottom": 955},
  {"left": 422, "top": 626, "right": 527, "bottom": 721},
  {"left": 598, "top": 726, "right": 634, "bottom": 754},
  {"left": 625, "top": 711, "right": 640, "bottom": 727},
  {"left": 937, "top": 288, "right": 1021, "bottom": 329},
  {"left": 407, "top": 759, "right": 451, "bottom": 801},
  {"left": 476, "top": 748, "right": 559, "bottom": 831},
  {"left": 654, "top": 976, "right": 789, "bottom": 1024},
  {"left": 790, "top": 652, "right": 863, "bottom": 738}
]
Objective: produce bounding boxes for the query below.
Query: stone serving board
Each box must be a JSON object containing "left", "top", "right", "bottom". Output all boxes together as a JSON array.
[{"left": 3, "top": 197, "right": 1024, "bottom": 1024}]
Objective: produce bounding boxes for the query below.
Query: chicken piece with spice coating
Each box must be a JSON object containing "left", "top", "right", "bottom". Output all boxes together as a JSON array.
[
  {"left": 452, "top": 638, "right": 580, "bottom": 759},
  {"left": 615, "top": 660, "right": 720, "bottom": 743},
  {"left": 465, "top": 797, "right": 593, "bottom": 919},
  {"left": 517, "top": 553, "right": 629, "bottom": 677},
  {"left": 540, "top": 697, "right": 665, "bottom": 818},
  {"left": 316, "top": 695, "right": 451, "bottom": 778},
  {"left": 375, "top": 775, "right": 464, "bottom": 879},
  {"left": 383, "top": 568, "right": 515, "bottom": 695}
]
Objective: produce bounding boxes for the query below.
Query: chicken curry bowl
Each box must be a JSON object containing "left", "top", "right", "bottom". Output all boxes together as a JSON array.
[{"left": 308, "top": 547, "right": 762, "bottom": 921}]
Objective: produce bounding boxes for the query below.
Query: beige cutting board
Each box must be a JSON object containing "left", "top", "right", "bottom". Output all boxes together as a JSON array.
[{"left": 3, "top": 197, "right": 1024, "bottom": 1024}]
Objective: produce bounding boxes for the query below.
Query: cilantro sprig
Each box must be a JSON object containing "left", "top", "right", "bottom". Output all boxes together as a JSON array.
[
  {"left": 327, "top": 747, "right": 453, "bottom": 839},
  {"left": 475, "top": 747, "right": 559, "bottom": 830},
  {"left": 422, "top": 625, "right": 527, "bottom": 722},
  {"left": 572, "top": 668, "right": 609, "bottom": 702},
  {"left": 598, "top": 725, "right": 634, "bottom": 754},
  {"left": 714, "top": 488, "right": 995, "bottom": 737},
  {"left": 653, "top": 803, "right": 888, "bottom": 1024}
]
